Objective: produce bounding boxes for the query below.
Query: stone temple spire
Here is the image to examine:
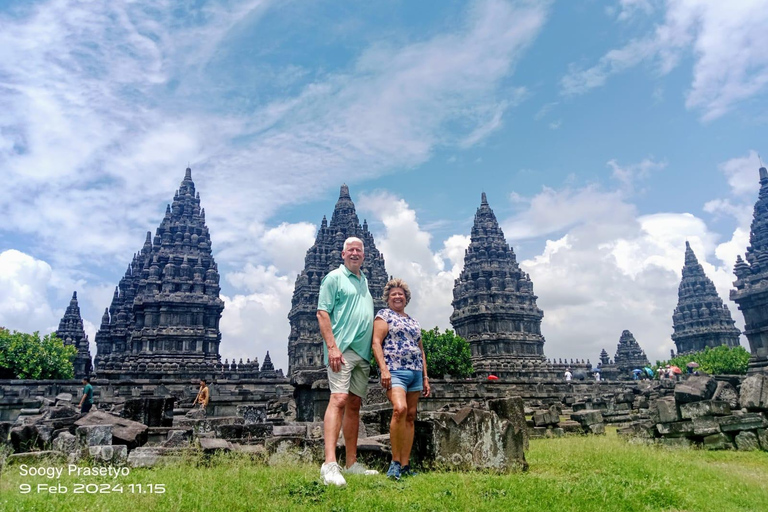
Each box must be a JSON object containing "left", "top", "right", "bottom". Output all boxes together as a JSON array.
[
  {"left": 612, "top": 330, "right": 650, "bottom": 373},
  {"left": 672, "top": 242, "right": 740, "bottom": 354},
  {"left": 56, "top": 291, "right": 93, "bottom": 378},
  {"left": 287, "top": 184, "right": 388, "bottom": 380},
  {"left": 94, "top": 167, "right": 224, "bottom": 378},
  {"left": 731, "top": 165, "right": 768, "bottom": 374},
  {"left": 450, "top": 193, "right": 545, "bottom": 374}
]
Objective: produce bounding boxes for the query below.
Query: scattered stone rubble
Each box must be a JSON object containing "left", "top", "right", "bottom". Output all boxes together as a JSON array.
[{"left": 619, "top": 375, "right": 768, "bottom": 450}]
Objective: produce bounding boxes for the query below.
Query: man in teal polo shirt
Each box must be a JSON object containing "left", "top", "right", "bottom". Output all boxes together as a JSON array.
[{"left": 317, "top": 236, "right": 378, "bottom": 486}]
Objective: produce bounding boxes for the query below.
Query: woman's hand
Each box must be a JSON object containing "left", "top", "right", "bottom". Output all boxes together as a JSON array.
[
  {"left": 380, "top": 369, "right": 392, "bottom": 390},
  {"left": 422, "top": 376, "right": 431, "bottom": 397}
]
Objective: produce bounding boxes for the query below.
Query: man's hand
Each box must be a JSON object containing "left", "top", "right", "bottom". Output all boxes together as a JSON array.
[
  {"left": 380, "top": 369, "right": 391, "bottom": 389},
  {"left": 328, "top": 346, "right": 345, "bottom": 373}
]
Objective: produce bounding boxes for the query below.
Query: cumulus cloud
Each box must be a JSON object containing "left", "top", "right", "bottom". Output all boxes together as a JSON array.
[
  {"left": 0, "top": 250, "right": 58, "bottom": 333},
  {"left": 562, "top": 0, "right": 768, "bottom": 120}
]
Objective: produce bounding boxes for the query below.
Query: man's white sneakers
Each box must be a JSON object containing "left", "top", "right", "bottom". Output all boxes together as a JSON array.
[
  {"left": 344, "top": 462, "right": 379, "bottom": 475},
  {"left": 320, "top": 462, "right": 347, "bottom": 487}
]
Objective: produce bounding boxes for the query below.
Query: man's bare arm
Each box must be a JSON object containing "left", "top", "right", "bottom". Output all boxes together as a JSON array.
[{"left": 317, "top": 310, "right": 345, "bottom": 372}]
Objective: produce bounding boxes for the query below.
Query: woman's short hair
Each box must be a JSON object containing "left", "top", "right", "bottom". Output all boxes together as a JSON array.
[{"left": 382, "top": 278, "right": 411, "bottom": 305}]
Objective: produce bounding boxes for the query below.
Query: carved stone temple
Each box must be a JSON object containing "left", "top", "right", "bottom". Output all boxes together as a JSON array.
[
  {"left": 55, "top": 291, "right": 93, "bottom": 378},
  {"left": 613, "top": 330, "right": 649, "bottom": 371},
  {"left": 287, "top": 184, "right": 389, "bottom": 381},
  {"left": 450, "top": 193, "right": 546, "bottom": 375},
  {"left": 672, "top": 241, "right": 740, "bottom": 355},
  {"left": 731, "top": 165, "right": 768, "bottom": 374},
  {"left": 94, "top": 168, "right": 226, "bottom": 379}
]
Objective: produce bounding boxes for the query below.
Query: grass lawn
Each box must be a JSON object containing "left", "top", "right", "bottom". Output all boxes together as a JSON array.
[{"left": 2, "top": 430, "right": 767, "bottom": 512}]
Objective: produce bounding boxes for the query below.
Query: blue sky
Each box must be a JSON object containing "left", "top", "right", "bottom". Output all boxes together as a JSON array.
[{"left": 1, "top": 0, "right": 767, "bottom": 373}]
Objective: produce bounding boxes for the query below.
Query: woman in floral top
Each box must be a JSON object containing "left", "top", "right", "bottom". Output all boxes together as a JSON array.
[{"left": 372, "top": 278, "right": 430, "bottom": 480}]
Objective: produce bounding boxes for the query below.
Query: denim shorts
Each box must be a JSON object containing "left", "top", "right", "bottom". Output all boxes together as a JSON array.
[{"left": 390, "top": 369, "right": 423, "bottom": 392}]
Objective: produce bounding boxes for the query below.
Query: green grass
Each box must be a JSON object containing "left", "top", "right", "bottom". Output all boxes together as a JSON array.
[{"left": 2, "top": 432, "right": 767, "bottom": 512}]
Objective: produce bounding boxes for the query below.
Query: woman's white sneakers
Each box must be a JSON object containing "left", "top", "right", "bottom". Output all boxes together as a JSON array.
[
  {"left": 344, "top": 462, "right": 379, "bottom": 475},
  {"left": 320, "top": 462, "right": 347, "bottom": 487}
]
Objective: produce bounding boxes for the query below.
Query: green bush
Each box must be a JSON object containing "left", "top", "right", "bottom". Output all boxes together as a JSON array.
[
  {"left": 0, "top": 327, "right": 76, "bottom": 379},
  {"left": 422, "top": 327, "right": 473, "bottom": 378},
  {"left": 655, "top": 345, "right": 751, "bottom": 376}
]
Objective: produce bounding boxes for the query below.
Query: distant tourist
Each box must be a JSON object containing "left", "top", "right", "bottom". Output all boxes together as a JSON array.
[
  {"left": 78, "top": 376, "right": 94, "bottom": 413},
  {"left": 372, "top": 278, "right": 431, "bottom": 481},
  {"left": 317, "top": 237, "right": 379, "bottom": 487},
  {"left": 564, "top": 369, "right": 572, "bottom": 381},
  {"left": 192, "top": 378, "right": 209, "bottom": 412},
  {"left": 594, "top": 371, "right": 601, "bottom": 382}
]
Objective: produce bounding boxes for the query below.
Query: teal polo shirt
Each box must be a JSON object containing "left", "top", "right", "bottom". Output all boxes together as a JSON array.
[{"left": 317, "top": 264, "right": 374, "bottom": 365}]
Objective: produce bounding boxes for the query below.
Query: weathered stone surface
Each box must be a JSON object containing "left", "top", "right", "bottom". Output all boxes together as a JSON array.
[
  {"left": 163, "top": 430, "right": 190, "bottom": 448},
  {"left": 56, "top": 291, "right": 93, "bottom": 378},
  {"left": 704, "top": 432, "right": 734, "bottom": 450},
  {"left": 757, "top": 429, "right": 768, "bottom": 451},
  {"left": 199, "top": 438, "right": 232, "bottom": 452},
  {"left": 121, "top": 397, "right": 175, "bottom": 427},
  {"left": 712, "top": 381, "right": 740, "bottom": 410},
  {"left": 680, "top": 400, "right": 731, "bottom": 420},
  {"left": 415, "top": 406, "right": 527, "bottom": 472},
  {"left": 272, "top": 425, "right": 308, "bottom": 437},
  {"left": 48, "top": 405, "right": 79, "bottom": 420},
  {"left": 10, "top": 424, "right": 53, "bottom": 453},
  {"left": 659, "top": 437, "right": 692, "bottom": 448},
  {"left": 692, "top": 416, "right": 723, "bottom": 436},
  {"left": 654, "top": 397, "right": 680, "bottom": 424},
  {"left": 657, "top": 420, "right": 694, "bottom": 437},
  {"left": 7, "top": 451, "right": 66, "bottom": 464},
  {"left": 0, "top": 422, "right": 11, "bottom": 444},
  {"left": 719, "top": 413, "right": 768, "bottom": 432},
  {"left": 571, "top": 410, "right": 603, "bottom": 426},
  {"left": 89, "top": 445, "right": 128, "bottom": 465},
  {"left": 532, "top": 407, "right": 559, "bottom": 427},
  {"left": 674, "top": 376, "right": 717, "bottom": 404},
  {"left": 734, "top": 431, "right": 760, "bottom": 451},
  {"left": 587, "top": 423, "right": 605, "bottom": 435},
  {"left": 55, "top": 393, "right": 74, "bottom": 404},
  {"left": 237, "top": 405, "right": 267, "bottom": 425},
  {"left": 740, "top": 375, "right": 768, "bottom": 411},
  {"left": 53, "top": 432, "right": 77, "bottom": 453},
  {"left": 76, "top": 425, "right": 113, "bottom": 447},
  {"left": 75, "top": 411, "right": 148, "bottom": 449},
  {"left": 127, "top": 447, "right": 184, "bottom": 468}
]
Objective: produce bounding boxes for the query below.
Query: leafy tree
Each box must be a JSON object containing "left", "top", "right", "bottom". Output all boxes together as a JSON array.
[
  {"left": 0, "top": 328, "right": 76, "bottom": 379},
  {"left": 421, "top": 327, "right": 473, "bottom": 379},
  {"left": 654, "top": 345, "right": 751, "bottom": 376}
]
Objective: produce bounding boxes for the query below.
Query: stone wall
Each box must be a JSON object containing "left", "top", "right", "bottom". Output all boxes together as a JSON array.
[{"left": 0, "top": 378, "right": 293, "bottom": 422}]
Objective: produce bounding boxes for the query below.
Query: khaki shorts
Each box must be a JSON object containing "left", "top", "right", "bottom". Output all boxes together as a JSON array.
[{"left": 327, "top": 349, "right": 370, "bottom": 397}]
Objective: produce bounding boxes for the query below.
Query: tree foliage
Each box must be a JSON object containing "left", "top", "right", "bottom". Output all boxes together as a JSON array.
[
  {"left": 421, "top": 327, "right": 473, "bottom": 379},
  {"left": 655, "top": 345, "right": 751, "bottom": 376},
  {"left": 0, "top": 328, "right": 77, "bottom": 379}
]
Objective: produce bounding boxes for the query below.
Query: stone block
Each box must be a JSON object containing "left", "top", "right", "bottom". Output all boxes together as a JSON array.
[
  {"left": 719, "top": 413, "right": 768, "bottom": 432},
  {"left": 8, "top": 451, "right": 66, "bottom": 464},
  {"left": 734, "top": 431, "right": 760, "bottom": 451},
  {"left": 659, "top": 437, "right": 692, "bottom": 448},
  {"left": 616, "top": 391, "right": 635, "bottom": 404},
  {"left": 674, "top": 376, "right": 717, "bottom": 404},
  {"left": 127, "top": 447, "right": 183, "bottom": 468},
  {"left": 76, "top": 425, "right": 113, "bottom": 447},
  {"left": 654, "top": 397, "right": 680, "bottom": 424},
  {"left": 272, "top": 425, "right": 308, "bottom": 437},
  {"left": 532, "top": 407, "right": 558, "bottom": 427},
  {"left": 680, "top": 400, "right": 731, "bottom": 420},
  {"left": 587, "top": 423, "right": 605, "bottom": 435},
  {"left": 740, "top": 375, "right": 768, "bottom": 411},
  {"left": 121, "top": 397, "right": 175, "bottom": 427},
  {"left": 692, "top": 416, "right": 722, "bottom": 436},
  {"left": 199, "top": 438, "right": 232, "bottom": 452},
  {"left": 237, "top": 405, "right": 267, "bottom": 425},
  {"left": 0, "top": 422, "right": 11, "bottom": 445},
  {"left": 712, "top": 381, "right": 740, "bottom": 410},
  {"left": 571, "top": 410, "right": 603, "bottom": 426},
  {"left": 656, "top": 420, "right": 694, "bottom": 438},
  {"left": 756, "top": 429, "right": 768, "bottom": 451},
  {"left": 75, "top": 411, "right": 148, "bottom": 449},
  {"left": 52, "top": 432, "right": 77, "bottom": 453},
  {"left": 704, "top": 432, "right": 734, "bottom": 450},
  {"left": 89, "top": 445, "right": 128, "bottom": 465},
  {"left": 55, "top": 393, "right": 73, "bottom": 404},
  {"left": 10, "top": 424, "right": 53, "bottom": 453},
  {"left": 162, "top": 430, "right": 190, "bottom": 448}
]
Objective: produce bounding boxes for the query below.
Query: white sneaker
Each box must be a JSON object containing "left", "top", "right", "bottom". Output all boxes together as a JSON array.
[
  {"left": 344, "top": 462, "right": 379, "bottom": 475},
  {"left": 320, "top": 462, "right": 347, "bottom": 487}
]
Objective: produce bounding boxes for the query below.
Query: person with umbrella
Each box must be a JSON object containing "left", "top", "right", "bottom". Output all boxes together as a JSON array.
[
  {"left": 686, "top": 362, "right": 699, "bottom": 374},
  {"left": 632, "top": 369, "right": 642, "bottom": 380}
]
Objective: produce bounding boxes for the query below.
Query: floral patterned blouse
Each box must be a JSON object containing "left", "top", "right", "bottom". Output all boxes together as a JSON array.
[{"left": 376, "top": 308, "right": 423, "bottom": 371}]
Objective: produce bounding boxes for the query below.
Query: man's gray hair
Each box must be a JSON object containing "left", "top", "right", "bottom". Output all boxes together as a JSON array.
[{"left": 343, "top": 237, "right": 365, "bottom": 252}]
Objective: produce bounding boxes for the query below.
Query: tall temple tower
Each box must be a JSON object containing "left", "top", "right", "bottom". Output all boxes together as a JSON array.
[
  {"left": 94, "top": 168, "right": 224, "bottom": 377},
  {"left": 731, "top": 165, "right": 768, "bottom": 374},
  {"left": 672, "top": 241, "right": 740, "bottom": 354},
  {"left": 450, "top": 193, "right": 545, "bottom": 373},
  {"left": 612, "top": 330, "right": 650, "bottom": 372},
  {"left": 55, "top": 291, "right": 93, "bottom": 378},
  {"left": 287, "top": 185, "right": 388, "bottom": 380}
]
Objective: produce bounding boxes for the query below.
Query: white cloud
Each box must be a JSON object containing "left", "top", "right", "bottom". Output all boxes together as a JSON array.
[
  {"left": 607, "top": 157, "right": 666, "bottom": 193},
  {"left": 0, "top": 250, "right": 58, "bottom": 333},
  {"left": 562, "top": 0, "right": 768, "bottom": 120}
]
